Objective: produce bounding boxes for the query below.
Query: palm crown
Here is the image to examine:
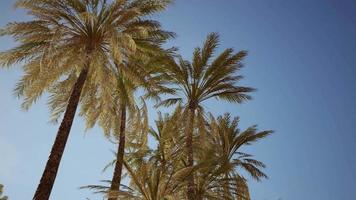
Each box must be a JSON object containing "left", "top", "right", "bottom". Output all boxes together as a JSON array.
[
  {"left": 1, "top": 0, "right": 174, "bottom": 110},
  {"left": 193, "top": 113, "right": 272, "bottom": 199},
  {"left": 158, "top": 32, "right": 254, "bottom": 110}
]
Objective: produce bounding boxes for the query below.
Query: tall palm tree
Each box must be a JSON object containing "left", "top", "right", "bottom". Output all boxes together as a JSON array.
[
  {"left": 0, "top": 184, "right": 8, "bottom": 200},
  {"left": 81, "top": 102, "right": 150, "bottom": 199},
  {"left": 77, "top": 52, "right": 175, "bottom": 200},
  {"left": 109, "top": 49, "right": 178, "bottom": 199},
  {"left": 193, "top": 113, "right": 272, "bottom": 200},
  {"left": 158, "top": 33, "right": 254, "bottom": 199},
  {"left": 0, "top": 0, "right": 172, "bottom": 199}
]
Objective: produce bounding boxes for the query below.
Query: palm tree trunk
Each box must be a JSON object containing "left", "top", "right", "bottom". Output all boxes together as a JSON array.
[
  {"left": 33, "top": 67, "right": 89, "bottom": 200},
  {"left": 109, "top": 105, "right": 127, "bottom": 200},
  {"left": 186, "top": 107, "right": 195, "bottom": 200}
]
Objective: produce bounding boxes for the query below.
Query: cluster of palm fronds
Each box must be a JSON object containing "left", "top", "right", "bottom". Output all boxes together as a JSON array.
[
  {"left": 83, "top": 107, "right": 272, "bottom": 200},
  {"left": 0, "top": 184, "right": 8, "bottom": 200},
  {"left": 0, "top": 0, "right": 272, "bottom": 200}
]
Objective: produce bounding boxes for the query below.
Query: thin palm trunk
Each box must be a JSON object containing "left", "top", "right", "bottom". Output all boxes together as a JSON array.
[
  {"left": 33, "top": 67, "right": 89, "bottom": 200},
  {"left": 109, "top": 105, "right": 127, "bottom": 200},
  {"left": 186, "top": 107, "right": 195, "bottom": 200}
]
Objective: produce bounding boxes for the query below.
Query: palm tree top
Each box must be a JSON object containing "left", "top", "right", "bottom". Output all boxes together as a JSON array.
[
  {"left": 192, "top": 113, "right": 272, "bottom": 199},
  {"left": 158, "top": 32, "right": 255, "bottom": 110},
  {"left": 0, "top": 0, "right": 174, "bottom": 109}
]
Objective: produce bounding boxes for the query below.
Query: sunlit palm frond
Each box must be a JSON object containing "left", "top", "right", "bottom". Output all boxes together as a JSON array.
[{"left": 0, "top": 184, "right": 8, "bottom": 200}]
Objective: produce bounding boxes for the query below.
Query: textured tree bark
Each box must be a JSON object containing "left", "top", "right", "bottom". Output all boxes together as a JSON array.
[
  {"left": 186, "top": 107, "right": 195, "bottom": 200},
  {"left": 32, "top": 67, "right": 89, "bottom": 200},
  {"left": 109, "top": 105, "right": 127, "bottom": 200}
]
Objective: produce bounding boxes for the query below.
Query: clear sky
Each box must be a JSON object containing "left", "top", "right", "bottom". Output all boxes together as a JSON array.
[{"left": 1, "top": 0, "right": 356, "bottom": 200}]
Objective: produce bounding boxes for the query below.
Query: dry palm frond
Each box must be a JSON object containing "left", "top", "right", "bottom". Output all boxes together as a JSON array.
[
  {"left": 0, "top": 184, "right": 8, "bottom": 200},
  {"left": 191, "top": 113, "right": 272, "bottom": 199},
  {"left": 0, "top": 0, "right": 175, "bottom": 127}
]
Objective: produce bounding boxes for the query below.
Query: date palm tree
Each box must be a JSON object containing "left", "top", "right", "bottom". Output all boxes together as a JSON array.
[
  {"left": 77, "top": 52, "right": 175, "bottom": 200},
  {"left": 0, "top": 0, "right": 172, "bottom": 199},
  {"left": 157, "top": 33, "right": 254, "bottom": 199},
  {"left": 193, "top": 113, "right": 272, "bottom": 200},
  {"left": 83, "top": 106, "right": 191, "bottom": 200}
]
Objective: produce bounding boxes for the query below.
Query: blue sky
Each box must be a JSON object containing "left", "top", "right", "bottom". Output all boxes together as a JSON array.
[{"left": 1, "top": 0, "right": 356, "bottom": 199}]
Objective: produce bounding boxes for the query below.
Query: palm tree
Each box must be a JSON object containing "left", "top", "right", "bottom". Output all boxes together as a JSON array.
[
  {"left": 192, "top": 113, "right": 272, "bottom": 200},
  {"left": 108, "top": 50, "right": 178, "bottom": 200},
  {"left": 83, "top": 156, "right": 189, "bottom": 200},
  {"left": 157, "top": 32, "right": 254, "bottom": 199},
  {"left": 81, "top": 102, "right": 149, "bottom": 199},
  {"left": 123, "top": 106, "right": 192, "bottom": 200},
  {"left": 84, "top": 109, "right": 271, "bottom": 200},
  {"left": 83, "top": 106, "right": 190, "bottom": 200},
  {"left": 77, "top": 51, "right": 175, "bottom": 199},
  {"left": 0, "top": 184, "right": 8, "bottom": 200},
  {"left": 0, "top": 0, "right": 172, "bottom": 199}
]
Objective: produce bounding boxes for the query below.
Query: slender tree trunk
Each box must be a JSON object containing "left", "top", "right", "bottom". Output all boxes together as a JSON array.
[
  {"left": 186, "top": 107, "right": 195, "bottom": 200},
  {"left": 109, "top": 105, "right": 126, "bottom": 200},
  {"left": 33, "top": 67, "right": 89, "bottom": 200}
]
